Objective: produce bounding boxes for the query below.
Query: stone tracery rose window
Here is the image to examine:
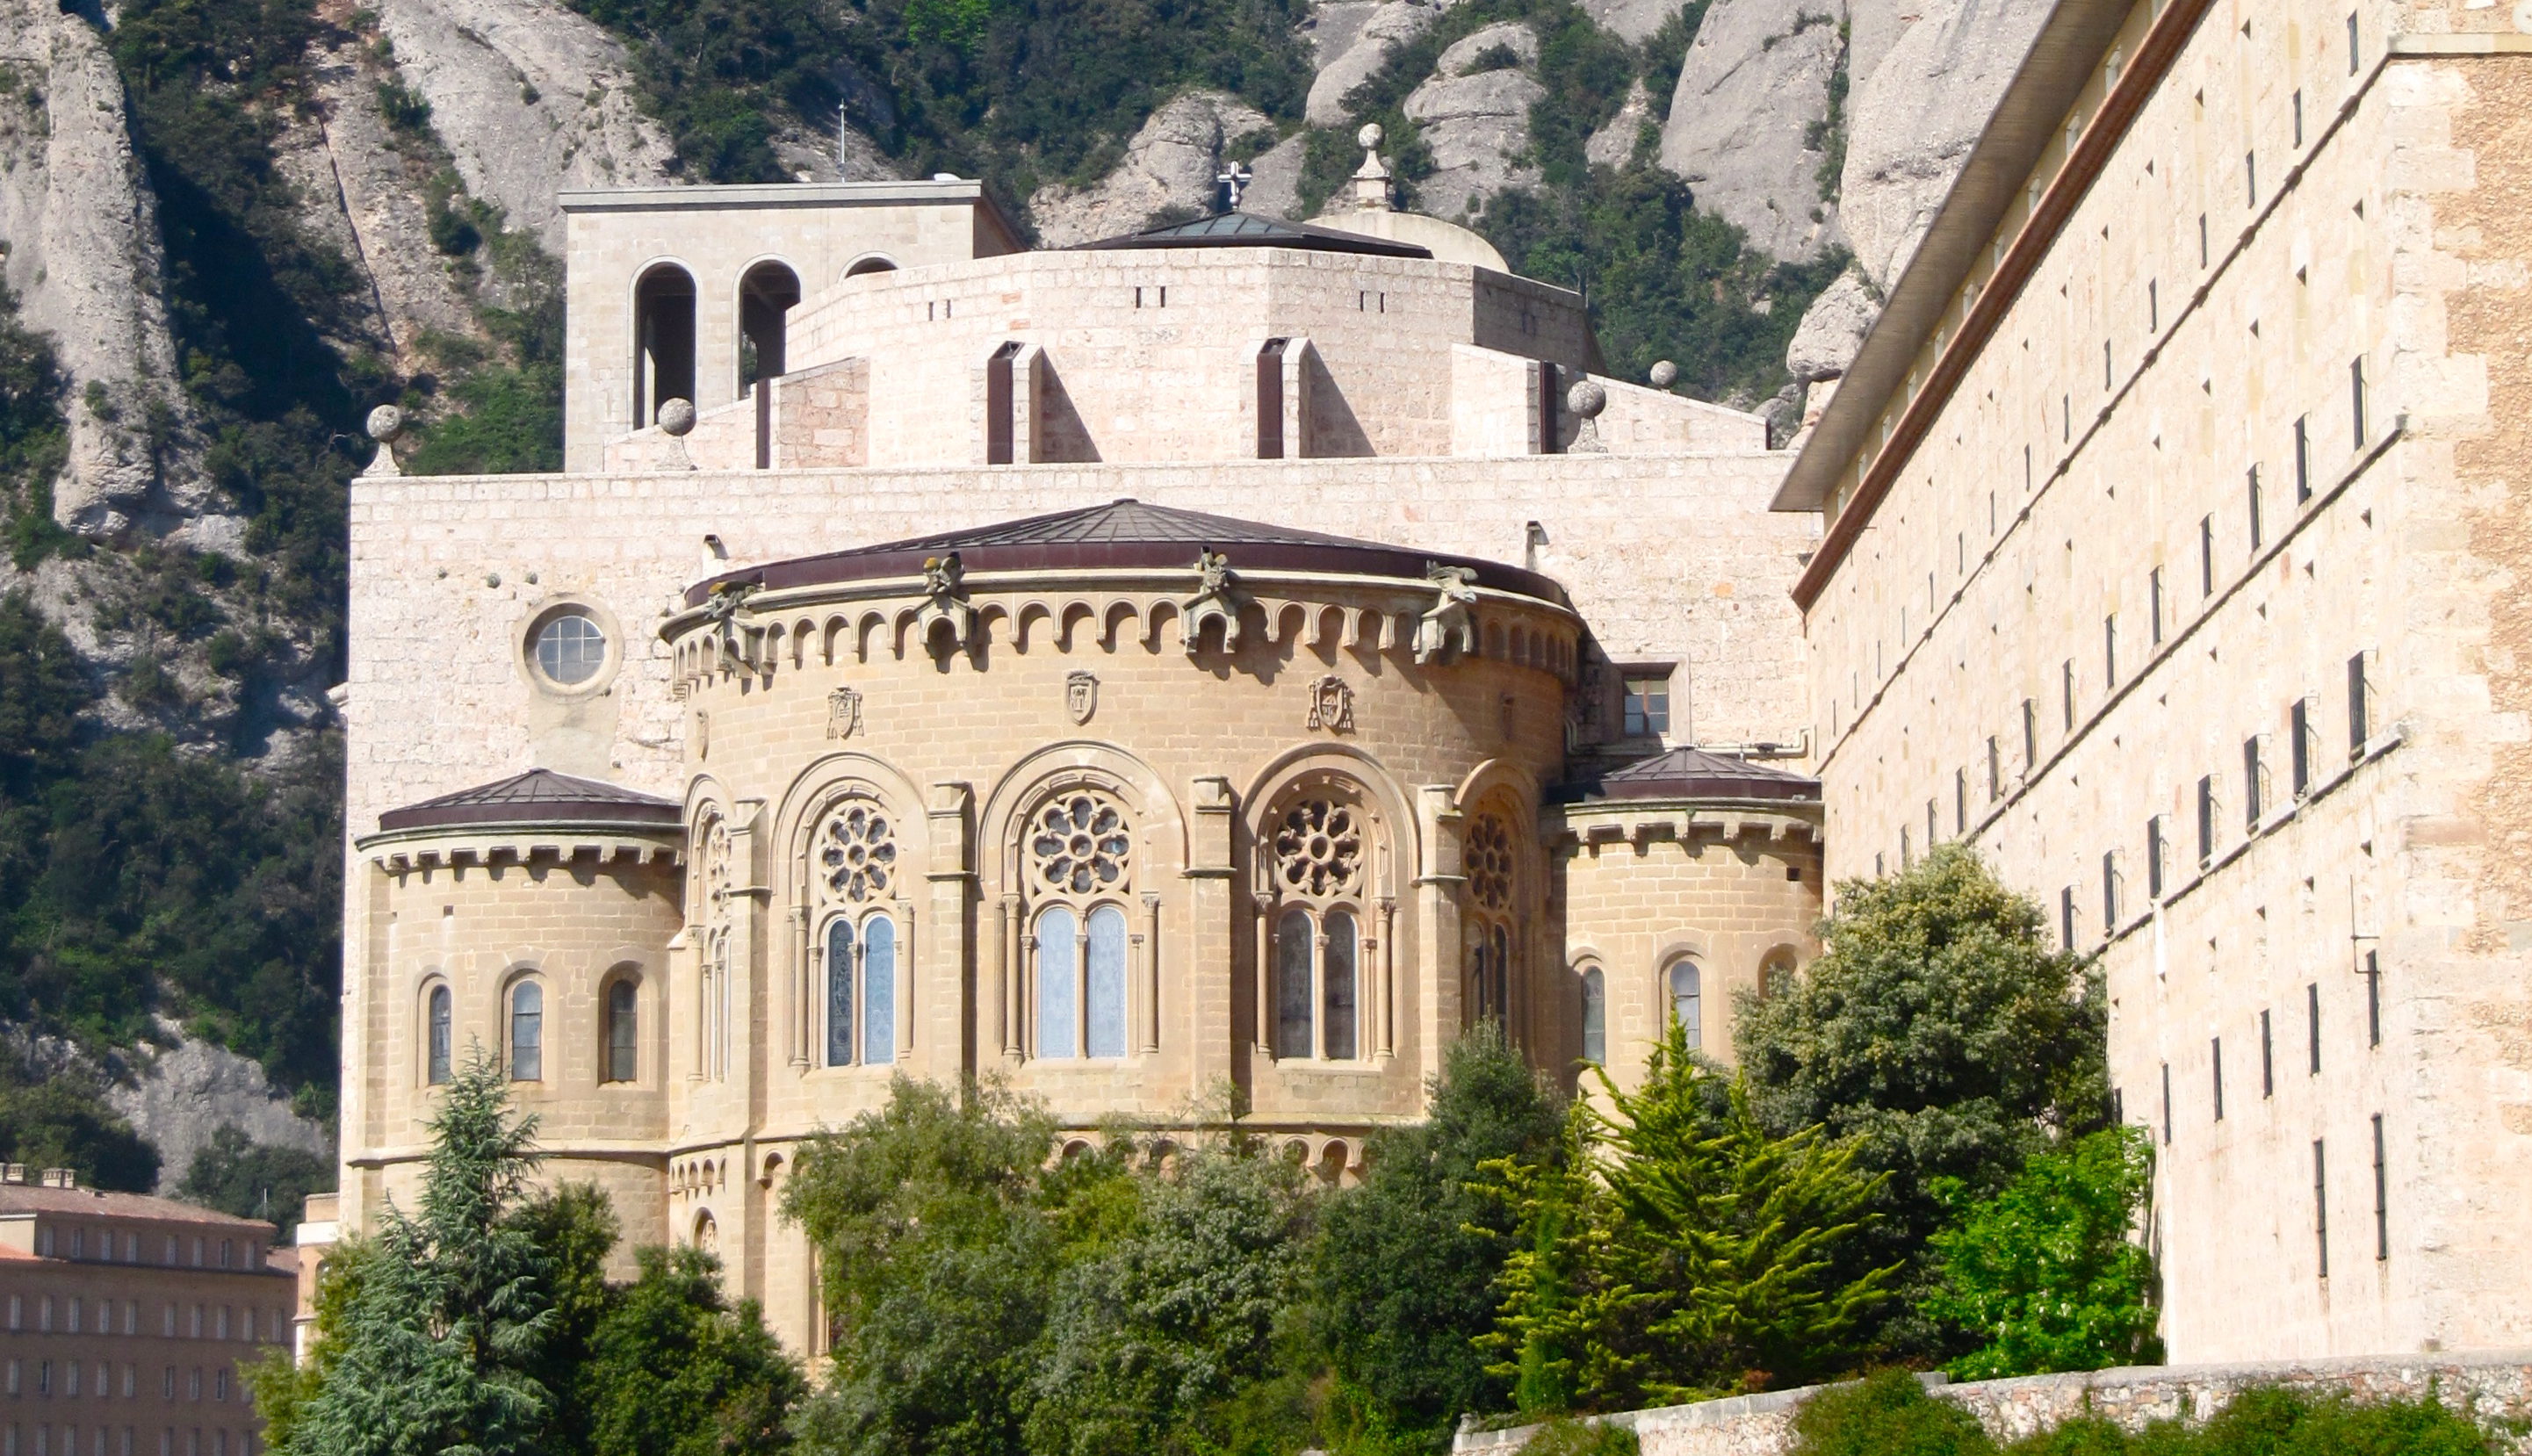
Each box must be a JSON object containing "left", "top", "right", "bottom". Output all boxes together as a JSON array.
[
  {"left": 1030, "top": 791, "right": 1133, "bottom": 897},
  {"left": 819, "top": 802, "right": 898, "bottom": 905},
  {"left": 1464, "top": 812, "right": 1514, "bottom": 912},
  {"left": 817, "top": 796, "right": 900, "bottom": 1068},
  {"left": 1026, "top": 788, "right": 1135, "bottom": 1062},
  {"left": 1273, "top": 799, "right": 1363, "bottom": 898}
]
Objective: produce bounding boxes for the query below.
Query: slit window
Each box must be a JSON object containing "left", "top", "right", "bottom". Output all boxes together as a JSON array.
[
  {"left": 604, "top": 979, "right": 637, "bottom": 1084},
  {"left": 2197, "top": 775, "right": 2218, "bottom": 863},
  {"left": 2244, "top": 736, "right": 2268, "bottom": 827},
  {"left": 1668, "top": 959, "right": 1703, "bottom": 1050},
  {"left": 508, "top": 981, "right": 542, "bottom": 1082},
  {"left": 2308, "top": 980, "right": 2324, "bottom": 1074},
  {"left": 2200, "top": 515, "right": 2216, "bottom": 596},
  {"left": 2291, "top": 698, "right": 2314, "bottom": 797},
  {"left": 2351, "top": 357, "right": 2369, "bottom": 448},
  {"left": 1579, "top": 967, "right": 1606, "bottom": 1064},
  {"left": 2146, "top": 816, "right": 2166, "bottom": 898},
  {"left": 2295, "top": 415, "right": 2312, "bottom": 502},
  {"left": 2348, "top": 650, "right": 2374, "bottom": 754},
  {"left": 2247, "top": 467, "right": 2265, "bottom": 551},
  {"left": 426, "top": 986, "right": 451, "bottom": 1086},
  {"left": 2372, "top": 1114, "right": 2388, "bottom": 1260},
  {"left": 2364, "top": 950, "right": 2381, "bottom": 1047},
  {"left": 2149, "top": 566, "right": 2165, "bottom": 645},
  {"left": 2261, "top": 1009, "right": 2276, "bottom": 1096},
  {"left": 2211, "top": 1036, "right": 2224, "bottom": 1121},
  {"left": 2314, "top": 1138, "right": 2330, "bottom": 1278}
]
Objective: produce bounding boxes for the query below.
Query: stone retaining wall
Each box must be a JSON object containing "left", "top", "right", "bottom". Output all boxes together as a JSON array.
[{"left": 1452, "top": 1351, "right": 2532, "bottom": 1456}]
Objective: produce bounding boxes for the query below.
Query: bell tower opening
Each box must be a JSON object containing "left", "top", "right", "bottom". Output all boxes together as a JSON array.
[
  {"left": 739, "top": 260, "right": 802, "bottom": 391},
  {"left": 633, "top": 263, "right": 697, "bottom": 427}
]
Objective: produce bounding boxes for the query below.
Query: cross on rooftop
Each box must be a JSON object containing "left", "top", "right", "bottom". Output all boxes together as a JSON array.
[{"left": 1216, "top": 162, "right": 1253, "bottom": 213}]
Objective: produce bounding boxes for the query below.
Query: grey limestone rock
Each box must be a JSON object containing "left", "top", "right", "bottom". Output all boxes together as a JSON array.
[
  {"left": 1782, "top": 0, "right": 2048, "bottom": 384},
  {"left": 370, "top": 0, "right": 680, "bottom": 251},
  {"left": 1785, "top": 267, "right": 1876, "bottom": 380},
  {"left": 1657, "top": 0, "right": 1847, "bottom": 264},
  {"left": 1029, "top": 91, "right": 1277, "bottom": 247},
  {"left": 0, "top": 0, "right": 203, "bottom": 537},
  {"left": 1579, "top": 0, "right": 1688, "bottom": 45},
  {"left": 102, "top": 1026, "right": 334, "bottom": 1196},
  {"left": 1239, "top": 132, "right": 1311, "bottom": 221},
  {"left": 1402, "top": 23, "right": 1544, "bottom": 220},
  {"left": 1306, "top": 0, "right": 1454, "bottom": 126},
  {"left": 1836, "top": 0, "right": 2052, "bottom": 290},
  {"left": 1583, "top": 78, "right": 1654, "bottom": 169}
]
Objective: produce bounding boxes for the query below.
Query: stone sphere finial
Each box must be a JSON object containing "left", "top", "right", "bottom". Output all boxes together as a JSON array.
[
  {"left": 1566, "top": 378, "right": 1606, "bottom": 420},
  {"left": 658, "top": 399, "right": 697, "bottom": 437},
  {"left": 1358, "top": 123, "right": 1384, "bottom": 151},
  {"left": 1648, "top": 359, "right": 1677, "bottom": 389},
  {"left": 365, "top": 404, "right": 405, "bottom": 443}
]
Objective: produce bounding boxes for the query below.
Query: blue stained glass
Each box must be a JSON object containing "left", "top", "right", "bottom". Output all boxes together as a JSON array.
[
  {"left": 826, "top": 920, "right": 855, "bottom": 1066},
  {"left": 1037, "top": 906, "right": 1078, "bottom": 1059},
  {"left": 863, "top": 915, "right": 897, "bottom": 1065},
  {"left": 1086, "top": 905, "right": 1129, "bottom": 1059}
]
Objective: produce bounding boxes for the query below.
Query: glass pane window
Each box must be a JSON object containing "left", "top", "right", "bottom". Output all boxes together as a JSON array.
[
  {"left": 1274, "top": 909, "right": 1315, "bottom": 1059},
  {"left": 605, "top": 981, "right": 637, "bottom": 1083},
  {"left": 1085, "top": 906, "right": 1128, "bottom": 1059},
  {"left": 1668, "top": 960, "right": 1701, "bottom": 1049},
  {"left": 1036, "top": 906, "right": 1078, "bottom": 1059},
  {"left": 826, "top": 922, "right": 856, "bottom": 1067},
  {"left": 1622, "top": 677, "right": 1671, "bottom": 737},
  {"left": 1580, "top": 967, "right": 1606, "bottom": 1063},
  {"left": 862, "top": 916, "right": 897, "bottom": 1065},
  {"left": 1323, "top": 912, "right": 1358, "bottom": 1061},
  {"left": 532, "top": 613, "right": 607, "bottom": 686},
  {"left": 509, "top": 982, "right": 543, "bottom": 1081},
  {"left": 427, "top": 987, "right": 451, "bottom": 1085}
]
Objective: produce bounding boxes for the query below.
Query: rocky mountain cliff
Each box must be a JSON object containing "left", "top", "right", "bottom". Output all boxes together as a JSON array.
[{"left": 0, "top": 0, "right": 2052, "bottom": 1189}]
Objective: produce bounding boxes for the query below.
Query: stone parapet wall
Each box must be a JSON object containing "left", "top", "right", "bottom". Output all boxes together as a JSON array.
[{"left": 1453, "top": 1351, "right": 2532, "bottom": 1456}]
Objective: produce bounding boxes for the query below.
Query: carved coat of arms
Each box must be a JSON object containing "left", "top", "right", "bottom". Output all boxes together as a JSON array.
[
  {"left": 1065, "top": 671, "right": 1100, "bottom": 725},
  {"left": 1307, "top": 674, "right": 1355, "bottom": 732},
  {"left": 827, "top": 686, "right": 863, "bottom": 739}
]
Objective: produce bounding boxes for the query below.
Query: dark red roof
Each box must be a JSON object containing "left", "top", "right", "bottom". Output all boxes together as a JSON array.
[
  {"left": 1078, "top": 211, "right": 1430, "bottom": 258},
  {"left": 377, "top": 769, "right": 682, "bottom": 833},
  {"left": 687, "top": 500, "right": 1566, "bottom": 606},
  {"left": 1554, "top": 748, "right": 1821, "bottom": 806}
]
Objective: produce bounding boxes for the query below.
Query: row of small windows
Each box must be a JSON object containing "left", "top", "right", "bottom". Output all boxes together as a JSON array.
[
  {"left": 2, "top": 1427, "right": 252, "bottom": 1456},
  {"left": 5, "top": 1361, "right": 242, "bottom": 1403},
  {"left": 21, "top": 1231, "right": 244, "bottom": 1272},
  {"left": 4, "top": 1302, "right": 277, "bottom": 1344},
  {"left": 423, "top": 976, "right": 638, "bottom": 1087},
  {"left": 1574, "top": 951, "right": 1797, "bottom": 1065}
]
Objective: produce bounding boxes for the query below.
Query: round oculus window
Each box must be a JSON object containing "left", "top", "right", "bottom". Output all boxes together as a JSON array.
[{"left": 533, "top": 612, "right": 608, "bottom": 687}]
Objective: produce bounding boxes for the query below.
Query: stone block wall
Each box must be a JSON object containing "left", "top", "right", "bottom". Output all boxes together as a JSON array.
[
  {"left": 1785, "top": 0, "right": 2532, "bottom": 1359},
  {"left": 1454, "top": 1351, "right": 2532, "bottom": 1456}
]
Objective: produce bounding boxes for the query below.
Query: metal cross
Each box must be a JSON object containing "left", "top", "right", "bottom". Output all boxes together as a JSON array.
[{"left": 1216, "top": 162, "right": 1253, "bottom": 212}]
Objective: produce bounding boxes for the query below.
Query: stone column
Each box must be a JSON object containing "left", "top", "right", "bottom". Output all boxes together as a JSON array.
[
  {"left": 1414, "top": 784, "right": 1468, "bottom": 1092},
  {"left": 925, "top": 782, "right": 975, "bottom": 1078},
  {"left": 1185, "top": 776, "right": 1239, "bottom": 1099}
]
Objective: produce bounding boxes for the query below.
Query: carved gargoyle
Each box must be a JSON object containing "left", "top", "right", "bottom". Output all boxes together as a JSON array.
[
  {"left": 701, "top": 580, "right": 762, "bottom": 674},
  {"left": 915, "top": 551, "right": 977, "bottom": 652},
  {"left": 1182, "top": 547, "right": 1245, "bottom": 655},
  {"left": 1415, "top": 563, "right": 1478, "bottom": 665}
]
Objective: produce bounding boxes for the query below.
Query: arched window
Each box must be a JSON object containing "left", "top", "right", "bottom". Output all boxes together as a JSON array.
[
  {"left": 1027, "top": 789, "right": 1133, "bottom": 1061},
  {"left": 1266, "top": 791, "right": 1370, "bottom": 1061},
  {"left": 603, "top": 978, "right": 637, "bottom": 1084},
  {"left": 1465, "top": 810, "right": 1518, "bottom": 1027},
  {"left": 426, "top": 985, "right": 452, "bottom": 1085},
  {"left": 739, "top": 260, "right": 802, "bottom": 390},
  {"left": 1667, "top": 959, "right": 1702, "bottom": 1050},
  {"left": 632, "top": 263, "right": 696, "bottom": 427},
  {"left": 843, "top": 255, "right": 898, "bottom": 279},
  {"left": 1579, "top": 966, "right": 1606, "bottom": 1064},
  {"left": 817, "top": 796, "right": 901, "bottom": 1068},
  {"left": 509, "top": 980, "right": 544, "bottom": 1081}
]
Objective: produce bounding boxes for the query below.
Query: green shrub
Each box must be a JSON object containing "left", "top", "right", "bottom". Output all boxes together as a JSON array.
[
  {"left": 1518, "top": 1416, "right": 1640, "bottom": 1456},
  {"left": 1787, "top": 1369, "right": 1994, "bottom": 1456}
]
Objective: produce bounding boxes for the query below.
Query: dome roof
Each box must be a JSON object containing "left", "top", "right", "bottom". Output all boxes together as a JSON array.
[
  {"left": 687, "top": 499, "right": 1567, "bottom": 606},
  {"left": 1078, "top": 211, "right": 1431, "bottom": 258},
  {"left": 377, "top": 769, "right": 682, "bottom": 833},
  {"left": 1552, "top": 748, "right": 1821, "bottom": 806}
]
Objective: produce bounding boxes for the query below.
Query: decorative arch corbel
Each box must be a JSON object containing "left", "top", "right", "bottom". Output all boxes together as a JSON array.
[{"left": 1181, "top": 550, "right": 1244, "bottom": 655}]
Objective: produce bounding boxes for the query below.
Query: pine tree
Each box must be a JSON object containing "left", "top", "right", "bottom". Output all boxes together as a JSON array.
[{"left": 265, "top": 1047, "right": 556, "bottom": 1456}]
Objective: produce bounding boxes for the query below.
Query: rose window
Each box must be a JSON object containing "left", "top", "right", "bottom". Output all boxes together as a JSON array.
[
  {"left": 1030, "top": 792, "right": 1132, "bottom": 896},
  {"left": 819, "top": 803, "right": 898, "bottom": 905},
  {"left": 1465, "top": 813, "right": 1514, "bottom": 912},
  {"left": 1273, "top": 800, "right": 1362, "bottom": 898}
]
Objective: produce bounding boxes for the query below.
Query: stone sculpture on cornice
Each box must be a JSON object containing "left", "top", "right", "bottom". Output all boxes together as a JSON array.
[
  {"left": 915, "top": 551, "right": 976, "bottom": 651},
  {"left": 1415, "top": 564, "right": 1478, "bottom": 666},
  {"left": 1182, "top": 548, "right": 1246, "bottom": 655}
]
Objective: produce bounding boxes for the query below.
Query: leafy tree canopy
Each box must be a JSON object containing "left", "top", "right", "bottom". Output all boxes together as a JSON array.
[
  {"left": 178, "top": 1123, "right": 336, "bottom": 1240},
  {"left": 1922, "top": 1126, "right": 2161, "bottom": 1380},
  {"left": 1735, "top": 844, "right": 2108, "bottom": 1356}
]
